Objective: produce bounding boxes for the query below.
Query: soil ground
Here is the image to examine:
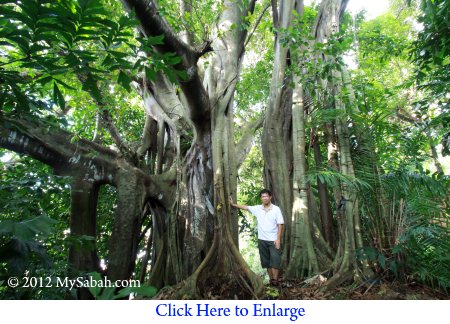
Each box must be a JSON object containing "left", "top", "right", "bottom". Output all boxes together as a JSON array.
[
  {"left": 154, "top": 272, "right": 448, "bottom": 300},
  {"left": 266, "top": 279, "right": 449, "bottom": 300}
]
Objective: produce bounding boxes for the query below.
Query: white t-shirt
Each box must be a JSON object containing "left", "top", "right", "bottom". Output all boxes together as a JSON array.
[{"left": 248, "top": 204, "right": 284, "bottom": 241}]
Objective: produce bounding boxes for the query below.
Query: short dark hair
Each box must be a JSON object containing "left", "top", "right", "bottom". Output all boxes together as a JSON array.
[{"left": 259, "top": 189, "right": 272, "bottom": 197}]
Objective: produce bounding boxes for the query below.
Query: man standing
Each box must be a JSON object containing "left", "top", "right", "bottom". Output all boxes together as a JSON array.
[{"left": 229, "top": 189, "right": 284, "bottom": 286}]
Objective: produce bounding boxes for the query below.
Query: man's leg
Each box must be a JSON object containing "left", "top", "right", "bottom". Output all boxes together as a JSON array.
[
  {"left": 268, "top": 268, "right": 279, "bottom": 286},
  {"left": 271, "top": 268, "right": 279, "bottom": 281},
  {"left": 268, "top": 242, "right": 282, "bottom": 284},
  {"left": 258, "top": 240, "right": 271, "bottom": 282}
]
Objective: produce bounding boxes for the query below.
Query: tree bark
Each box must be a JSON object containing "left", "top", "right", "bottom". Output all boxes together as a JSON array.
[
  {"left": 312, "top": 130, "right": 336, "bottom": 250},
  {"left": 286, "top": 81, "right": 320, "bottom": 278},
  {"left": 262, "top": 0, "right": 295, "bottom": 264},
  {"left": 182, "top": 135, "right": 214, "bottom": 277},
  {"left": 163, "top": 0, "right": 263, "bottom": 297},
  {"left": 69, "top": 178, "right": 101, "bottom": 299}
]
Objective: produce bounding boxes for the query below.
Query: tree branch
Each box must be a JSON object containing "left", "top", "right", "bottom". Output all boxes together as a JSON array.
[
  {"left": 121, "top": 0, "right": 197, "bottom": 60},
  {"left": 75, "top": 70, "right": 133, "bottom": 158},
  {"left": 244, "top": 3, "right": 270, "bottom": 49},
  {"left": 395, "top": 108, "right": 422, "bottom": 124},
  {"left": 0, "top": 114, "right": 177, "bottom": 215},
  {"left": 100, "top": 109, "right": 131, "bottom": 154},
  {"left": 271, "top": 0, "right": 279, "bottom": 29},
  {"left": 146, "top": 72, "right": 192, "bottom": 134},
  {"left": 0, "top": 116, "right": 118, "bottom": 183},
  {"left": 240, "top": 0, "right": 258, "bottom": 40},
  {"left": 179, "top": 0, "right": 195, "bottom": 46},
  {"left": 235, "top": 114, "right": 265, "bottom": 168},
  {"left": 142, "top": 80, "right": 190, "bottom": 138},
  {"left": 121, "top": 0, "right": 211, "bottom": 133}
]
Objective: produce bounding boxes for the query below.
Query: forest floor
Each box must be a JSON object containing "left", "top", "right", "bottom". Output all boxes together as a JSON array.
[
  {"left": 266, "top": 279, "right": 448, "bottom": 300},
  {"left": 155, "top": 274, "right": 448, "bottom": 300}
]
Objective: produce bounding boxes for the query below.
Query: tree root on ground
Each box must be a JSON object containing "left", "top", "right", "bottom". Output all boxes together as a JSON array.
[
  {"left": 154, "top": 230, "right": 264, "bottom": 299},
  {"left": 154, "top": 268, "right": 263, "bottom": 299}
]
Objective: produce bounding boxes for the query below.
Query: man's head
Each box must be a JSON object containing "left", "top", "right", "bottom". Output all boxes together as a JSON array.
[{"left": 259, "top": 189, "right": 272, "bottom": 206}]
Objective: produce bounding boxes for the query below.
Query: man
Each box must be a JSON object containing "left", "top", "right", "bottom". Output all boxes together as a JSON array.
[{"left": 229, "top": 189, "right": 284, "bottom": 286}]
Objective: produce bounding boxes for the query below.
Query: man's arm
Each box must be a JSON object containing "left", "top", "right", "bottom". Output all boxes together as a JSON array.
[
  {"left": 229, "top": 197, "right": 249, "bottom": 211},
  {"left": 275, "top": 224, "right": 284, "bottom": 249}
]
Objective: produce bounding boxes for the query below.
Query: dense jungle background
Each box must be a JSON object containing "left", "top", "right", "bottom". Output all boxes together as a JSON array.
[{"left": 0, "top": 0, "right": 448, "bottom": 299}]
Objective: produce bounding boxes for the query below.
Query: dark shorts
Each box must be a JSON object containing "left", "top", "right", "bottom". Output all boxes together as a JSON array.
[{"left": 258, "top": 239, "right": 282, "bottom": 269}]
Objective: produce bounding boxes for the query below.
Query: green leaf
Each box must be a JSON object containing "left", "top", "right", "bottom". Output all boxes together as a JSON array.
[
  {"left": 7, "top": 35, "right": 30, "bottom": 53},
  {"left": 102, "top": 54, "right": 115, "bottom": 67},
  {"left": 81, "top": 74, "right": 102, "bottom": 102},
  {"left": 176, "top": 69, "right": 189, "bottom": 81},
  {"left": 54, "top": 78, "right": 76, "bottom": 91},
  {"left": 66, "top": 235, "right": 96, "bottom": 251},
  {"left": 164, "top": 54, "right": 181, "bottom": 66},
  {"left": 145, "top": 67, "right": 157, "bottom": 81},
  {"left": 378, "top": 253, "right": 386, "bottom": 269},
  {"left": 64, "top": 52, "right": 80, "bottom": 67},
  {"left": 0, "top": 216, "right": 56, "bottom": 241},
  {"left": 37, "top": 76, "right": 54, "bottom": 86},
  {"left": 108, "top": 51, "right": 129, "bottom": 59},
  {"left": 389, "top": 260, "right": 398, "bottom": 274},
  {"left": 147, "top": 35, "right": 164, "bottom": 45},
  {"left": 53, "top": 82, "right": 65, "bottom": 110},
  {"left": 87, "top": 272, "right": 103, "bottom": 298},
  {"left": 165, "top": 68, "right": 177, "bottom": 83},
  {"left": 117, "top": 70, "right": 132, "bottom": 92}
]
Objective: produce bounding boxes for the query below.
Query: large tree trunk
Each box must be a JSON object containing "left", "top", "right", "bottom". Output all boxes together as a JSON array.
[
  {"left": 284, "top": 0, "right": 335, "bottom": 276},
  {"left": 263, "top": 0, "right": 374, "bottom": 286},
  {"left": 285, "top": 81, "right": 320, "bottom": 278},
  {"left": 0, "top": 0, "right": 269, "bottom": 300},
  {"left": 69, "top": 179, "right": 101, "bottom": 299},
  {"left": 178, "top": 0, "right": 263, "bottom": 298},
  {"left": 120, "top": 0, "right": 264, "bottom": 298},
  {"left": 107, "top": 168, "right": 145, "bottom": 281},
  {"left": 68, "top": 179, "right": 100, "bottom": 272},
  {"left": 182, "top": 135, "right": 214, "bottom": 277},
  {"left": 262, "top": 0, "right": 295, "bottom": 264},
  {"left": 147, "top": 200, "right": 180, "bottom": 288}
]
